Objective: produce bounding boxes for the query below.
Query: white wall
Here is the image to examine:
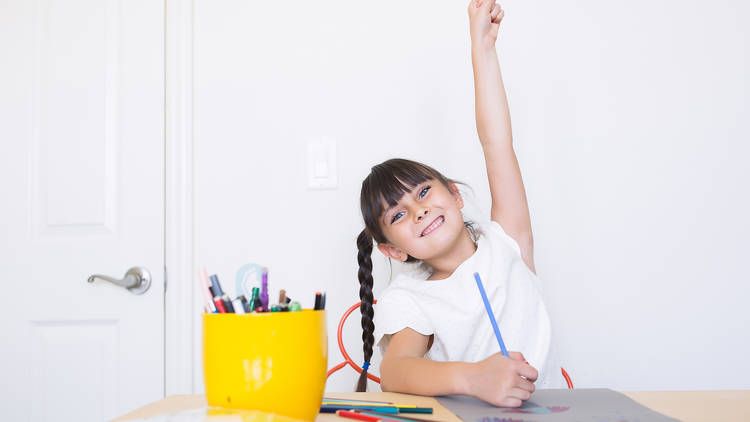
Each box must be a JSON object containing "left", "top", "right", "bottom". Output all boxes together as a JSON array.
[{"left": 192, "top": 0, "right": 750, "bottom": 393}]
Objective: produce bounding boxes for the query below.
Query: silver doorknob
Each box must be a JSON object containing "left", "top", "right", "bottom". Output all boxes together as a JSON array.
[{"left": 87, "top": 266, "right": 152, "bottom": 295}]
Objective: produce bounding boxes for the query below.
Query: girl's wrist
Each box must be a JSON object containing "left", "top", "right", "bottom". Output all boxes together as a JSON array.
[
  {"left": 454, "top": 361, "right": 477, "bottom": 395},
  {"left": 471, "top": 42, "right": 498, "bottom": 59}
]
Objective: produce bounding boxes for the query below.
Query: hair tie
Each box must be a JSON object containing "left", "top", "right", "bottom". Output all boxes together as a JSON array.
[{"left": 362, "top": 361, "right": 371, "bottom": 371}]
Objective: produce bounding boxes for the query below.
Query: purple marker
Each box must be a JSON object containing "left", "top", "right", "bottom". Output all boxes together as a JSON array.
[{"left": 260, "top": 267, "right": 269, "bottom": 312}]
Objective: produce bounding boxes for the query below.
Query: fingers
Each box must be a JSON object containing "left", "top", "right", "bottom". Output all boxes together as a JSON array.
[
  {"left": 497, "top": 396, "right": 522, "bottom": 408},
  {"left": 509, "top": 387, "right": 532, "bottom": 401},
  {"left": 493, "top": 9, "right": 504, "bottom": 24},
  {"left": 497, "top": 385, "right": 531, "bottom": 407},
  {"left": 509, "top": 351, "right": 526, "bottom": 362},
  {"left": 490, "top": 3, "right": 502, "bottom": 21},
  {"left": 500, "top": 378, "right": 534, "bottom": 407},
  {"left": 517, "top": 376, "right": 536, "bottom": 394},
  {"left": 507, "top": 352, "right": 538, "bottom": 381},
  {"left": 472, "top": 0, "right": 496, "bottom": 12},
  {"left": 518, "top": 362, "right": 539, "bottom": 382}
]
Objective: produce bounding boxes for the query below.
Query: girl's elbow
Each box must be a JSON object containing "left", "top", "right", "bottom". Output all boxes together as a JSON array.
[
  {"left": 380, "top": 378, "right": 395, "bottom": 392},
  {"left": 378, "top": 363, "right": 393, "bottom": 391},
  {"left": 378, "top": 359, "right": 399, "bottom": 392}
]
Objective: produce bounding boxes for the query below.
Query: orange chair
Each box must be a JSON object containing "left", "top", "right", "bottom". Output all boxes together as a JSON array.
[
  {"left": 327, "top": 300, "right": 381, "bottom": 383},
  {"left": 327, "top": 300, "right": 574, "bottom": 389}
]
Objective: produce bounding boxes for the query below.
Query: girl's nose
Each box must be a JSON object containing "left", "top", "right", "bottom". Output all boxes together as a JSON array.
[{"left": 416, "top": 207, "right": 429, "bottom": 221}]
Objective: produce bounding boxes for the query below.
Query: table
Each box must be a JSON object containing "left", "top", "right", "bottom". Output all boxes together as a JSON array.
[{"left": 112, "top": 391, "right": 750, "bottom": 422}]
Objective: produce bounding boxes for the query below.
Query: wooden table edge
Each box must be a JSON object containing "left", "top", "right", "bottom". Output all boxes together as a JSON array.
[{"left": 112, "top": 390, "right": 750, "bottom": 422}]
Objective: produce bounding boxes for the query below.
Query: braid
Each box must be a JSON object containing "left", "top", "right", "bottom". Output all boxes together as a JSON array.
[{"left": 356, "top": 229, "right": 375, "bottom": 392}]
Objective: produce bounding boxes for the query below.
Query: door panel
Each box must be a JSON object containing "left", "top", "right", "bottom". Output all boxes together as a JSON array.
[{"left": 0, "top": 0, "right": 165, "bottom": 420}]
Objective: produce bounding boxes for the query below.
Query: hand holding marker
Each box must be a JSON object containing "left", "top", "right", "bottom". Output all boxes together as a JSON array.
[{"left": 200, "top": 267, "right": 324, "bottom": 313}]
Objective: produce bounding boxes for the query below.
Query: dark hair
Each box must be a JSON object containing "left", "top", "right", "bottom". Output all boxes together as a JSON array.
[{"left": 355, "top": 158, "right": 467, "bottom": 392}]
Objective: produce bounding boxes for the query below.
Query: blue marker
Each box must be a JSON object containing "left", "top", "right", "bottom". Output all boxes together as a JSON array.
[{"left": 474, "top": 272, "right": 509, "bottom": 357}]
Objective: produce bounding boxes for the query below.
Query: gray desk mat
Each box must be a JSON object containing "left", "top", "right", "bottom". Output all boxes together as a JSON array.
[{"left": 436, "top": 389, "right": 680, "bottom": 422}]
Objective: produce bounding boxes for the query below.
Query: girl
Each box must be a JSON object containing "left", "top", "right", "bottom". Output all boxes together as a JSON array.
[{"left": 355, "top": 0, "right": 563, "bottom": 407}]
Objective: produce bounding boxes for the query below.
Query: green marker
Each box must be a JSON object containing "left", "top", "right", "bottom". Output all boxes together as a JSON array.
[{"left": 249, "top": 287, "right": 260, "bottom": 313}]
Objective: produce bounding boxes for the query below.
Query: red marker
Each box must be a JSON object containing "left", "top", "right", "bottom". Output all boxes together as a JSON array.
[
  {"left": 213, "top": 297, "right": 227, "bottom": 313},
  {"left": 335, "top": 410, "right": 382, "bottom": 422}
]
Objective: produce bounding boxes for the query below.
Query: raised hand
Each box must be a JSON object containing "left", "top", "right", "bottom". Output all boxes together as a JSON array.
[{"left": 468, "top": 0, "right": 505, "bottom": 48}]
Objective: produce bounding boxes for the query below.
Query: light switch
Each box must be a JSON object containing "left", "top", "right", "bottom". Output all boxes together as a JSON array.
[
  {"left": 314, "top": 160, "right": 328, "bottom": 178},
  {"left": 307, "top": 138, "right": 337, "bottom": 189}
]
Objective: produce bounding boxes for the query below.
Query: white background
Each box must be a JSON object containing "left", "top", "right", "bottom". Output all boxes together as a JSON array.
[{"left": 192, "top": 0, "right": 750, "bottom": 393}]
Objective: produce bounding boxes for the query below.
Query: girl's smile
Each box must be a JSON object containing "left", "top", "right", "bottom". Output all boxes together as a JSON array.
[{"left": 421, "top": 215, "right": 445, "bottom": 237}]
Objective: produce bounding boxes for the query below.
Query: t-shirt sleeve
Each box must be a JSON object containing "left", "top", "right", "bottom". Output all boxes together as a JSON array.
[
  {"left": 374, "top": 288, "right": 434, "bottom": 354},
  {"left": 488, "top": 220, "right": 539, "bottom": 279},
  {"left": 488, "top": 219, "right": 522, "bottom": 256}
]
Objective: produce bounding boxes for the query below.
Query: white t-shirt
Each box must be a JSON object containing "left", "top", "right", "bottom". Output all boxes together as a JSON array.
[{"left": 374, "top": 220, "right": 564, "bottom": 388}]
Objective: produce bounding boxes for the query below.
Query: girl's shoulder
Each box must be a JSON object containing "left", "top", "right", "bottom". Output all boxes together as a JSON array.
[
  {"left": 376, "top": 264, "right": 437, "bottom": 306},
  {"left": 476, "top": 218, "right": 523, "bottom": 257},
  {"left": 380, "top": 269, "right": 428, "bottom": 297},
  {"left": 375, "top": 276, "right": 428, "bottom": 322},
  {"left": 481, "top": 218, "right": 539, "bottom": 280}
]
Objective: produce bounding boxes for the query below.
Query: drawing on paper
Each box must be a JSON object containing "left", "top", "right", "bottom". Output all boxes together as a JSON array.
[
  {"left": 477, "top": 417, "right": 538, "bottom": 422},
  {"left": 501, "top": 401, "right": 570, "bottom": 414}
]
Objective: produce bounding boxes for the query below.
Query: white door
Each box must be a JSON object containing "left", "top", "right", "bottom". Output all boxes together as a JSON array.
[{"left": 0, "top": 0, "right": 165, "bottom": 421}]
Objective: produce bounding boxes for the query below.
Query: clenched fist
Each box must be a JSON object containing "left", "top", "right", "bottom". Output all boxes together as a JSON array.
[{"left": 468, "top": 0, "right": 505, "bottom": 48}]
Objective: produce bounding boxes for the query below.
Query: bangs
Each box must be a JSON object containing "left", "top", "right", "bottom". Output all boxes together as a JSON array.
[{"left": 361, "top": 159, "right": 445, "bottom": 223}]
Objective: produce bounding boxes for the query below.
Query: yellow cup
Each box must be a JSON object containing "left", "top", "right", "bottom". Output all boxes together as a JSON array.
[{"left": 203, "top": 310, "right": 327, "bottom": 421}]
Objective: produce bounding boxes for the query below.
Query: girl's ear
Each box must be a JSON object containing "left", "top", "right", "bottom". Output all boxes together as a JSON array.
[
  {"left": 377, "top": 243, "right": 408, "bottom": 262},
  {"left": 450, "top": 182, "right": 465, "bottom": 209}
]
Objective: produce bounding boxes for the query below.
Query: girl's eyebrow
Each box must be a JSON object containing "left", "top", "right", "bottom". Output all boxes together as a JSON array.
[
  {"left": 382, "top": 206, "right": 396, "bottom": 224},
  {"left": 380, "top": 200, "right": 395, "bottom": 223},
  {"left": 382, "top": 195, "right": 407, "bottom": 224},
  {"left": 381, "top": 183, "right": 428, "bottom": 224}
]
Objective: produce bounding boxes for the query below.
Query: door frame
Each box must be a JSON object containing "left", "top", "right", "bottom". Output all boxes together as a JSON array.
[{"left": 165, "top": 0, "right": 196, "bottom": 395}]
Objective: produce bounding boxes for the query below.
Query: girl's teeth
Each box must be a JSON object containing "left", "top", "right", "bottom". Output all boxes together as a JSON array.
[{"left": 422, "top": 216, "right": 444, "bottom": 236}]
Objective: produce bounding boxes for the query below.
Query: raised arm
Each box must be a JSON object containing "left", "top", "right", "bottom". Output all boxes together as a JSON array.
[{"left": 468, "top": 0, "right": 536, "bottom": 273}]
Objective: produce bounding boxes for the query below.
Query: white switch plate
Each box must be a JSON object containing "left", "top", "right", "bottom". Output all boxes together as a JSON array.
[{"left": 307, "top": 137, "right": 337, "bottom": 189}]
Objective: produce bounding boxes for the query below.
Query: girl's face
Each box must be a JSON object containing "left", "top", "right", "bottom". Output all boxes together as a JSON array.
[{"left": 376, "top": 179, "right": 466, "bottom": 262}]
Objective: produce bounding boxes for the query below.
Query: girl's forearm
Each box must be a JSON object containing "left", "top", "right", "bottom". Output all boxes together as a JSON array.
[
  {"left": 379, "top": 356, "right": 473, "bottom": 396},
  {"left": 472, "top": 44, "right": 512, "bottom": 149}
]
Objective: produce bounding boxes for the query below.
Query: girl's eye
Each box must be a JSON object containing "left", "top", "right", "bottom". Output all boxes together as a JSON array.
[
  {"left": 419, "top": 186, "right": 431, "bottom": 199},
  {"left": 391, "top": 211, "right": 404, "bottom": 223}
]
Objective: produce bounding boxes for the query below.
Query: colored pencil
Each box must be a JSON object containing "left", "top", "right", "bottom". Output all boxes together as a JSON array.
[
  {"left": 357, "top": 411, "right": 436, "bottom": 422},
  {"left": 324, "top": 398, "right": 393, "bottom": 404},
  {"left": 321, "top": 406, "right": 399, "bottom": 414},
  {"left": 474, "top": 272, "right": 509, "bottom": 357},
  {"left": 397, "top": 408, "right": 433, "bottom": 414},
  {"left": 322, "top": 405, "right": 432, "bottom": 414},
  {"left": 324, "top": 402, "right": 416, "bottom": 408},
  {"left": 335, "top": 410, "right": 382, "bottom": 422}
]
